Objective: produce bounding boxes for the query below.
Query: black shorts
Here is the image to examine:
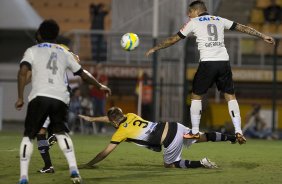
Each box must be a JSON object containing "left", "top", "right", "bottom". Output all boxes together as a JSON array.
[
  {"left": 24, "top": 96, "right": 69, "bottom": 139},
  {"left": 192, "top": 61, "right": 235, "bottom": 95}
]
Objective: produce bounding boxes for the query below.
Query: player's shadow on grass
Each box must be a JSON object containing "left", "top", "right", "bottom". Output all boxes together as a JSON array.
[
  {"left": 83, "top": 170, "right": 180, "bottom": 183},
  {"left": 231, "top": 161, "right": 260, "bottom": 169}
]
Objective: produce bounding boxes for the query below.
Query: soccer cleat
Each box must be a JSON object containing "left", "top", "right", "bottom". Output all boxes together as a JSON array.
[
  {"left": 200, "top": 157, "right": 218, "bottom": 169},
  {"left": 70, "top": 170, "right": 82, "bottom": 184},
  {"left": 48, "top": 134, "right": 57, "bottom": 148},
  {"left": 230, "top": 139, "right": 237, "bottom": 144},
  {"left": 229, "top": 136, "right": 237, "bottom": 144},
  {"left": 18, "top": 178, "right": 28, "bottom": 184},
  {"left": 183, "top": 132, "right": 200, "bottom": 139},
  {"left": 38, "top": 166, "right": 55, "bottom": 173},
  {"left": 235, "top": 133, "right": 247, "bottom": 145}
]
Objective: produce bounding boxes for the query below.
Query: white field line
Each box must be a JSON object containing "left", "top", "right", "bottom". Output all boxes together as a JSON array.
[{"left": 0, "top": 148, "right": 18, "bottom": 152}]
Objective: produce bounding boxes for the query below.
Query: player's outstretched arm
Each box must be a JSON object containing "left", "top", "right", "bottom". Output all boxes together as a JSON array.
[
  {"left": 78, "top": 114, "right": 110, "bottom": 123},
  {"left": 145, "top": 34, "right": 182, "bottom": 57},
  {"left": 234, "top": 23, "right": 275, "bottom": 45},
  {"left": 79, "top": 69, "right": 112, "bottom": 96},
  {"left": 79, "top": 143, "right": 118, "bottom": 168}
]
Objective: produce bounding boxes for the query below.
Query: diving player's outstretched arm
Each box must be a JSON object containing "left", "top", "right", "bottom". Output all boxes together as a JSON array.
[
  {"left": 234, "top": 23, "right": 275, "bottom": 44},
  {"left": 78, "top": 115, "right": 110, "bottom": 123},
  {"left": 79, "top": 143, "right": 118, "bottom": 168}
]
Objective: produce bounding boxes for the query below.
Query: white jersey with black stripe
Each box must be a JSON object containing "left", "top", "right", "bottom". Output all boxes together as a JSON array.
[
  {"left": 178, "top": 13, "right": 235, "bottom": 62},
  {"left": 20, "top": 43, "right": 81, "bottom": 104}
]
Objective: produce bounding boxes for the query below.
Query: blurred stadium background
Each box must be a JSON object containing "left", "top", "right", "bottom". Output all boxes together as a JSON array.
[{"left": 0, "top": 0, "right": 281, "bottom": 136}]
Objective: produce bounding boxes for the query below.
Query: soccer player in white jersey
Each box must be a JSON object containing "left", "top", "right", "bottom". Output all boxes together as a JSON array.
[
  {"left": 24, "top": 46, "right": 81, "bottom": 174},
  {"left": 15, "top": 20, "right": 111, "bottom": 184},
  {"left": 146, "top": 0, "right": 275, "bottom": 143},
  {"left": 78, "top": 107, "right": 237, "bottom": 169}
]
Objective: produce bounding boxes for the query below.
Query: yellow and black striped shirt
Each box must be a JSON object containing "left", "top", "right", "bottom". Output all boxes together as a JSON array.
[{"left": 110, "top": 113, "right": 165, "bottom": 152}]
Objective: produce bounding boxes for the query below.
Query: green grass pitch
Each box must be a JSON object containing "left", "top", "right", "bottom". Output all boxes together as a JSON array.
[{"left": 1, "top": 132, "right": 282, "bottom": 184}]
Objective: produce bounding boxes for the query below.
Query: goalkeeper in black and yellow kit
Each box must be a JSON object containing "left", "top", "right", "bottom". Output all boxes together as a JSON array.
[{"left": 79, "top": 107, "right": 239, "bottom": 169}]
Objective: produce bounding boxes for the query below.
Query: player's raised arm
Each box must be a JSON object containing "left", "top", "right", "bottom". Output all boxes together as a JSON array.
[
  {"left": 78, "top": 69, "right": 112, "bottom": 96},
  {"left": 78, "top": 115, "right": 110, "bottom": 123},
  {"left": 234, "top": 23, "right": 275, "bottom": 45},
  {"left": 145, "top": 34, "right": 182, "bottom": 57}
]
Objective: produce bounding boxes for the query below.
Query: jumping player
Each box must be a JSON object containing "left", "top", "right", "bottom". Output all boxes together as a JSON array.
[{"left": 145, "top": 0, "right": 275, "bottom": 142}]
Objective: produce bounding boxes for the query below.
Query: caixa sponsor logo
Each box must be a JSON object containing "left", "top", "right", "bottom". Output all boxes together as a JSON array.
[
  {"left": 38, "top": 43, "right": 64, "bottom": 51},
  {"left": 199, "top": 16, "right": 220, "bottom": 21}
]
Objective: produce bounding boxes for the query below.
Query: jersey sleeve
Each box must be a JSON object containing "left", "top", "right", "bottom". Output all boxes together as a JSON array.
[
  {"left": 177, "top": 19, "right": 194, "bottom": 39},
  {"left": 221, "top": 17, "right": 236, "bottom": 30},
  {"left": 66, "top": 52, "right": 82, "bottom": 74},
  {"left": 20, "top": 48, "right": 33, "bottom": 65},
  {"left": 110, "top": 129, "right": 127, "bottom": 144}
]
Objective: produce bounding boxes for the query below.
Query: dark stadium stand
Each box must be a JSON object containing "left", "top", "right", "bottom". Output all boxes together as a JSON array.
[
  {"left": 28, "top": 0, "right": 111, "bottom": 32},
  {"left": 27, "top": 0, "right": 112, "bottom": 60},
  {"left": 241, "top": 0, "right": 282, "bottom": 55}
]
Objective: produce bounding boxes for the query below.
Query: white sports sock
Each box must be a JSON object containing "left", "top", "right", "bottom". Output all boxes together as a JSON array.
[
  {"left": 190, "top": 100, "right": 202, "bottom": 134},
  {"left": 56, "top": 134, "right": 79, "bottom": 174},
  {"left": 19, "top": 137, "right": 33, "bottom": 180},
  {"left": 228, "top": 100, "right": 242, "bottom": 134}
]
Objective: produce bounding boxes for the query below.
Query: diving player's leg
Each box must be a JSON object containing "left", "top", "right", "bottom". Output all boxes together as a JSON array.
[
  {"left": 163, "top": 123, "right": 217, "bottom": 169},
  {"left": 197, "top": 132, "right": 237, "bottom": 144}
]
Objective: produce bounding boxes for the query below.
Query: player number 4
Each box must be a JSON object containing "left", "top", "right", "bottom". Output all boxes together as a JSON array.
[{"left": 46, "top": 52, "right": 58, "bottom": 75}]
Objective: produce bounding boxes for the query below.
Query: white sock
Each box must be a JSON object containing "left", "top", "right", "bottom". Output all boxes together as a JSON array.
[
  {"left": 19, "top": 137, "right": 33, "bottom": 180},
  {"left": 228, "top": 100, "right": 242, "bottom": 134},
  {"left": 190, "top": 100, "right": 202, "bottom": 134},
  {"left": 56, "top": 134, "right": 79, "bottom": 174}
]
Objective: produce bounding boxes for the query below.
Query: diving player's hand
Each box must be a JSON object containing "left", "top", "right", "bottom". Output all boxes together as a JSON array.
[
  {"left": 100, "top": 84, "right": 112, "bottom": 97},
  {"left": 15, "top": 99, "right": 24, "bottom": 111},
  {"left": 145, "top": 48, "right": 155, "bottom": 57},
  {"left": 78, "top": 114, "right": 93, "bottom": 122},
  {"left": 263, "top": 35, "right": 275, "bottom": 45}
]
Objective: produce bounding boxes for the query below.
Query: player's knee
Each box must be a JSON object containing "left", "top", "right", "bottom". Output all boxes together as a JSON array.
[
  {"left": 163, "top": 162, "right": 175, "bottom": 168},
  {"left": 24, "top": 130, "right": 38, "bottom": 140},
  {"left": 205, "top": 132, "right": 216, "bottom": 142},
  {"left": 191, "top": 93, "right": 202, "bottom": 100},
  {"left": 224, "top": 93, "right": 236, "bottom": 101},
  {"left": 38, "top": 128, "right": 47, "bottom": 135},
  {"left": 36, "top": 134, "right": 49, "bottom": 152}
]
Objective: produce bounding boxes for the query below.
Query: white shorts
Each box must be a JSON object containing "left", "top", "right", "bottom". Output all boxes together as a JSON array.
[
  {"left": 42, "top": 117, "right": 51, "bottom": 128},
  {"left": 163, "top": 123, "right": 196, "bottom": 164}
]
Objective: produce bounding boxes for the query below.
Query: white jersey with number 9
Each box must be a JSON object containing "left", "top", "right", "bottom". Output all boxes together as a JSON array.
[{"left": 178, "top": 13, "right": 235, "bottom": 62}]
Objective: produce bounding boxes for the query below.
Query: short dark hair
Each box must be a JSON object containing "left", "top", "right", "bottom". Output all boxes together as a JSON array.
[
  {"left": 37, "top": 19, "right": 60, "bottom": 41},
  {"left": 107, "top": 107, "right": 123, "bottom": 121},
  {"left": 189, "top": 0, "right": 207, "bottom": 12}
]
